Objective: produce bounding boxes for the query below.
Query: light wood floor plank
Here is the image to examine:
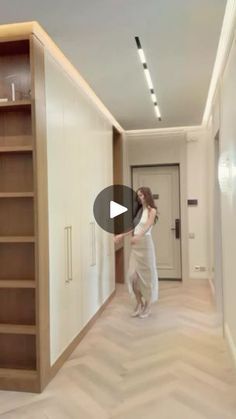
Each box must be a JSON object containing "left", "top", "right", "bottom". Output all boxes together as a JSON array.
[{"left": 0, "top": 279, "right": 236, "bottom": 418}]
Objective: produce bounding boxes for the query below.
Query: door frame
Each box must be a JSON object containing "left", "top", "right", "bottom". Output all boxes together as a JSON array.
[
  {"left": 113, "top": 127, "right": 125, "bottom": 283},
  {"left": 131, "top": 163, "right": 186, "bottom": 282},
  {"left": 213, "top": 130, "right": 225, "bottom": 324}
]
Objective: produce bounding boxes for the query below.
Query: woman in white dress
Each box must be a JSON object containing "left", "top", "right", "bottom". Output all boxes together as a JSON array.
[{"left": 115, "top": 187, "right": 158, "bottom": 318}]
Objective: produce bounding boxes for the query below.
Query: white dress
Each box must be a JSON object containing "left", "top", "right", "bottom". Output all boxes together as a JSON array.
[{"left": 127, "top": 207, "right": 158, "bottom": 302}]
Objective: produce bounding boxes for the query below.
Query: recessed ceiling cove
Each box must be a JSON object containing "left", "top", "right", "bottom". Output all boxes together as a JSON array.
[{"left": 0, "top": 0, "right": 227, "bottom": 129}]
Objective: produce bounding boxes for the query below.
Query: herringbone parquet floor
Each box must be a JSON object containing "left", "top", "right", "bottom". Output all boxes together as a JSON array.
[{"left": 1, "top": 279, "right": 236, "bottom": 419}]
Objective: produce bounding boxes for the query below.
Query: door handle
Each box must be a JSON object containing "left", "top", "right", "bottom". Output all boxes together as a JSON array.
[
  {"left": 90, "top": 222, "right": 96, "bottom": 266},
  {"left": 65, "top": 225, "right": 73, "bottom": 282},
  {"left": 171, "top": 219, "right": 180, "bottom": 239},
  {"left": 69, "top": 226, "right": 73, "bottom": 281},
  {"left": 65, "top": 226, "right": 70, "bottom": 283}
]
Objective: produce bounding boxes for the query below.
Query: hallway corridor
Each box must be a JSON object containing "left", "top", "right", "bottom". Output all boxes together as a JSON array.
[{"left": 0, "top": 280, "right": 236, "bottom": 419}]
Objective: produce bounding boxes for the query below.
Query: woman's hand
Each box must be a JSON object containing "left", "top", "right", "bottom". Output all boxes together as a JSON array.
[
  {"left": 131, "top": 235, "right": 141, "bottom": 245},
  {"left": 114, "top": 234, "right": 123, "bottom": 244}
]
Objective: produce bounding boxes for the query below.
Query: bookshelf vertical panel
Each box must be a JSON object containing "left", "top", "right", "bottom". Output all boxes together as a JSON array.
[{"left": 30, "top": 34, "right": 50, "bottom": 391}]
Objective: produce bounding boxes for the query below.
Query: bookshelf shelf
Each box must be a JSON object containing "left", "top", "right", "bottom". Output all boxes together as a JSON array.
[
  {"left": 0, "top": 146, "right": 33, "bottom": 153},
  {"left": 0, "top": 100, "right": 31, "bottom": 110},
  {"left": 0, "top": 280, "right": 35, "bottom": 288},
  {"left": 0, "top": 324, "right": 36, "bottom": 335},
  {"left": 0, "top": 236, "right": 35, "bottom": 243},
  {"left": 0, "top": 192, "right": 34, "bottom": 198}
]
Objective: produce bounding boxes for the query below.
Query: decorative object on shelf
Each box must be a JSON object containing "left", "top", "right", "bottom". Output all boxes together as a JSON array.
[
  {"left": 11, "top": 82, "right": 15, "bottom": 101},
  {"left": 5, "top": 74, "right": 21, "bottom": 101},
  {"left": 0, "top": 98, "right": 8, "bottom": 102},
  {"left": 22, "top": 89, "right": 31, "bottom": 100}
]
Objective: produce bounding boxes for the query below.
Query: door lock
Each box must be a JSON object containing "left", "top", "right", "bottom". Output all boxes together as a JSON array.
[{"left": 171, "top": 219, "right": 180, "bottom": 239}]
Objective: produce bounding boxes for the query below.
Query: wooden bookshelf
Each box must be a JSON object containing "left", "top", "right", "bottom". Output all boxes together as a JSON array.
[{"left": 0, "top": 37, "right": 43, "bottom": 392}]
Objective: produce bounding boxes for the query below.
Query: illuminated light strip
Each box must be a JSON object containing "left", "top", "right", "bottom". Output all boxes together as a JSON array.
[
  {"left": 138, "top": 48, "right": 146, "bottom": 64},
  {"left": 135, "top": 36, "right": 162, "bottom": 121},
  {"left": 151, "top": 93, "right": 157, "bottom": 103},
  {"left": 154, "top": 105, "right": 161, "bottom": 119}
]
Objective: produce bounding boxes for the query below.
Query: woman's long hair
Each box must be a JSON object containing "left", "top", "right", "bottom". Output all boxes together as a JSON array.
[{"left": 134, "top": 186, "right": 159, "bottom": 224}]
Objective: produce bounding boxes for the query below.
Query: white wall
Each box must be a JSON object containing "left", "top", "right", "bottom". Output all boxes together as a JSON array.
[
  {"left": 124, "top": 128, "right": 209, "bottom": 281},
  {"left": 44, "top": 51, "right": 115, "bottom": 365},
  {"left": 206, "top": 91, "right": 224, "bottom": 309},
  {"left": 206, "top": 118, "right": 215, "bottom": 291},
  {"left": 186, "top": 129, "right": 209, "bottom": 279},
  {"left": 218, "top": 37, "right": 236, "bottom": 350},
  {"left": 206, "top": 23, "right": 236, "bottom": 357}
]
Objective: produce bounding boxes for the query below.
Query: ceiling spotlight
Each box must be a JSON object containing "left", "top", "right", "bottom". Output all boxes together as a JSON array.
[
  {"left": 135, "top": 36, "right": 162, "bottom": 121},
  {"left": 138, "top": 48, "right": 146, "bottom": 64},
  {"left": 151, "top": 93, "right": 157, "bottom": 103},
  {"left": 154, "top": 105, "right": 161, "bottom": 119},
  {"left": 143, "top": 68, "right": 154, "bottom": 90}
]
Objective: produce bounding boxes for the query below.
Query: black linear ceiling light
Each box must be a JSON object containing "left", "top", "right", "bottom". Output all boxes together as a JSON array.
[{"left": 135, "top": 36, "right": 162, "bottom": 121}]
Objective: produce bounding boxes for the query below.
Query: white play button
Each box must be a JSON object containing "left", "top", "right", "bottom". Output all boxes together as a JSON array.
[
  {"left": 93, "top": 185, "right": 142, "bottom": 233},
  {"left": 110, "top": 200, "right": 128, "bottom": 219}
]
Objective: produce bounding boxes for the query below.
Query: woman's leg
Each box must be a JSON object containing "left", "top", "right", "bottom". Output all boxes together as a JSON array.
[
  {"left": 139, "top": 297, "right": 152, "bottom": 318},
  {"left": 142, "top": 299, "right": 151, "bottom": 311},
  {"left": 132, "top": 272, "right": 142, "bottom": 304},
  {"left": 130, "top": 272, "right": 144, "bottom": 315},
  {"left": 139, "top": 284, "right": 152, "bottom": 317}
]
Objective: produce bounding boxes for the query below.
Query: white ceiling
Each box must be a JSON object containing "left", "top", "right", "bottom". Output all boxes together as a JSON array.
[{"left": 0, "top": 0, "right": 227, "bottom": 130}]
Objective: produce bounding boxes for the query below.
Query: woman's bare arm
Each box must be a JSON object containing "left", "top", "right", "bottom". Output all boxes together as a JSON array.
[
  {"left": 114, "top": 229, "right": 134, "bottom": 244},
  {"left": 135, "top": 208, "right": 156, "bottom": 237}
]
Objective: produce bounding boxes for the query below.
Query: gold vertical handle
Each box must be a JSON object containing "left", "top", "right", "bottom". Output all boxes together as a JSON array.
[
  {"left": 65, "top": 226, "right": 70, "bottom": 283},
  {"left": 69, "top": 226, "right": 73, "bottom": 281},
  {"left": 90, "top": 222, "right": 96, "bottom": 266}
]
